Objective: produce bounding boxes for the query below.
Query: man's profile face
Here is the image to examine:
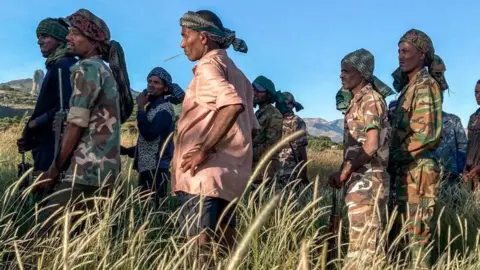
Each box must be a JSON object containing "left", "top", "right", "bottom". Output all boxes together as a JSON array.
[
  {"left": 37, "top": 34, "right": 60, "bottom": 58},
  {"left": 340, "top": 62, "right": 363, "bottom": 91},
  {"left": 475, "top": 83, "right": 480, "bottom": 106},
  {"left": 180, "top": 27, "right": 206, "bottom": 62},
  {"left": 398, "top": 42, "right": 425, "bottom": 74}
]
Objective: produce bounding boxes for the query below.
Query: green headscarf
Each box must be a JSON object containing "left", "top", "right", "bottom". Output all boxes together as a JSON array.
[
  {"left": 36, "top": 18, "right": 69, "bottom": 66},
  {"left": 336, "top": 48, "right": 394, "bottom": 113},
  {"left": 36, "top": 18, "right": 68, "bottom": 42},
  {"left": 392, "top": 29, "right": 449, "bottom": 92},
  {"left": 253, "top": 75, "right": 275, "bottom": 94},
  {"left": 275, "top": 91, "right": 303, "bottom": 114}
]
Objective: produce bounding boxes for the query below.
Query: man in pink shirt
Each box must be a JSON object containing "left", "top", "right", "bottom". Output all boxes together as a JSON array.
[{"left": 174, "top": 10, "right": 256, "bottom": 258}]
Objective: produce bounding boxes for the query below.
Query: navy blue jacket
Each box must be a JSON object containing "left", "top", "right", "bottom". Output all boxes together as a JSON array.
[{"left": 25, "top": 56, "right": 77, "bottom": 146}]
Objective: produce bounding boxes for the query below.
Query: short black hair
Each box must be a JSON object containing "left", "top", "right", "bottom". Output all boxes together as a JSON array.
[
  {"left": 477, "top": 80, "right": 480, "bottom": 84},
  {"left": 195, "top": 10, "right": 225, "bottom": 31}
]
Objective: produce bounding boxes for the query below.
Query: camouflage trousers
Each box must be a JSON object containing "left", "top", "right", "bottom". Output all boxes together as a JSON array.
[
  {"left": 394, "top": 158, "right": 440, "bottom": 269},
  {"left": 36, "top": 181, "right": 111, "bottom": 236},
  {"left": 344, "top": 170, "right": 389, "bottom": 268}
]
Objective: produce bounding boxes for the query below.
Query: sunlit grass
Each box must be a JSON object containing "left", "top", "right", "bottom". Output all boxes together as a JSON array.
[{"left": 0, "top": 124, "right": 480, "bottom": 269}]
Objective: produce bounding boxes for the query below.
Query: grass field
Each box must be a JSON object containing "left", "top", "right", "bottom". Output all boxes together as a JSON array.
[{"left": 1, "top": 122, "right": 480, "bottom": 269}]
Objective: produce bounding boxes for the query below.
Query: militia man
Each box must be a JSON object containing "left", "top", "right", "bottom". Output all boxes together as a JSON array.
[
  {"left": 464, "top": 80, "right": 480, "bottom": 188},
  {"left": 35, "top": 9, "right": 133, "bottom": 233},
  {"left": 252, "top": 75, "right": 283, "bottom": 186},
  {"left": 435, "top": 109, "right": 468, "bottom": 185},
  {"left": 389, "top": 29, "right": 446, "bottom": 268},
  {"left": 275, "top": 91, "right": 309, "bottom": 187},
  {"left": 173, "top": 9, "right": 257, "bottom": 264},
  {"left": 329, "top": 48, "right": 393, "bottom": 268},
  {"left": 17, "top": 18, "right": 76, "bottom": 177}
]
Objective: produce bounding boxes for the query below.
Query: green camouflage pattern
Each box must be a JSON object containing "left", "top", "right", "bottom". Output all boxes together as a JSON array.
[
  {"left": 64, "top": 57, "right": 121, "bottom": 186},
  {"left": 252, "top": 104, "right": 283, "bottom": 181},
  {"left": 277, "top": 114, "right": 308, "bottom": 182},
  {"left": 336, "top": 88, "right": 353, "bottom": 114},
  {"left": 390, "top": 68, "right": 442, "bottom": 268},
  {"left": 394, "top": 159, "right": 440, "bottom": 268},
  {"left": 434, "top": 112, "right": 468, "bottom": 175},
  {"left": 390, "top": 68, "right": 442, "bottom": 164},
  {"left": 343, "top": 83, "right": 390, "bottom": 264}
]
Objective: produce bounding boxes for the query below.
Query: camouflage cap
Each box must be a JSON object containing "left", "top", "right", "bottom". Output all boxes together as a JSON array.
[
  {"left": 279, "top": 91, "right": 304, "bottom": 112},
  {"left": 63, "top": 9, "right": 111, "bottom": 44}
]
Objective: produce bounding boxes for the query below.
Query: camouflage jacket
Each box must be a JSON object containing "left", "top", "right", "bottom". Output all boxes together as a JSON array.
[
  {"left": 466, "top": 108, "right": 480, "bottom": 167},
  {"left": 64, "top": 57, "right": 121, "bottom": 186},
  {"left": 344, "top": 84, "right": 390, "bottom": 172},
  {"left": 278, "top": 113, "right": 308, "bottom": 176},
  {"left": 390, "top": 68, "right": 442, "bottom": 164},
  {"left": 252, "top": 104, "right": 283, "bottom": 162},
  {"left": 434, "top": 111, "right": 467, "bottom": 174}
]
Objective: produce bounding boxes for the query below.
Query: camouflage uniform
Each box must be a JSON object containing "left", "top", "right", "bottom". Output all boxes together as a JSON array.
[
  {"left": 38, "top": 58, "right": 121, "bottom": 235},
  {"left": 61, "top": 57, "right": 121, "bottom": 185},
  {"left": 434, "top": 112, "right": 467, "bottom": 180},
  {"left": 252, "top": 103, "right": 283, "bottom": 183},
  {"left": 277, "top": 114, "right": 308, "bottom": 184},
  {"left": 275, "top": 91, "right": 308, "bottom": 187},
  {"left": 343, "top": 83, "right": 390, "bottom": 264},
  {"left": 390, "top": 68, "right": 442, "bottom": 267},
  {"left": 337, "top": 49, "right": 394, "bottom": 269}
]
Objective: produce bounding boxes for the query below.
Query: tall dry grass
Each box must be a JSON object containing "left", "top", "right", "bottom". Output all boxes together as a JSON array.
[{"left": 1, "top": 123, "right": 480, "bottom": 269}]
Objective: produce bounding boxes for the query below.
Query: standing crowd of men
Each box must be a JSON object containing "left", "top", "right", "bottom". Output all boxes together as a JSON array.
[{"left": 14, "top": 7, "right": 480, "bottom": 269}]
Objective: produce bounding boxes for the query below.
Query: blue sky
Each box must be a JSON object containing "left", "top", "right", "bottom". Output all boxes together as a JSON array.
[{"left": 1, "top": 0, "right": 480, "bottom": 126}]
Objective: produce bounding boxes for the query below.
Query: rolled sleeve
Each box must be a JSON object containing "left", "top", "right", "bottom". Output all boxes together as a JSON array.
[
  {"left": 362, "top": 93, "right": 384, "bottom": 132},
  {"left": 67, "top": 107, "right": 90, "bottom": 127},
  {"left": 194, "top": 60, "right": 245, "bottom": 111}
]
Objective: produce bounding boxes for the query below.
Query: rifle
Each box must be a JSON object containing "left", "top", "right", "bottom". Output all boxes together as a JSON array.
[
  {"left": 326, "top": 187, "right": 340, "bottom": 269},
  {"left": 52, "top": 68, "right": 67, "bottom": 180},
  {"left": 17, "top": 152, "right": 32, "bottom": 190}
]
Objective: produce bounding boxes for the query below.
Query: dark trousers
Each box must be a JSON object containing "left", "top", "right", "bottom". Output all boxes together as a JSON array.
[
  {"left": 32, "top": 143, "right": 54, "bottom": 172},
  {"left": 139, "top": 169, "right": 170, "bottom": 207}
]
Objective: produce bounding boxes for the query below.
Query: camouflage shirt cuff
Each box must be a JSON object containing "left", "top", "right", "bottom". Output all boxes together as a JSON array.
[
  {"left": 67, "top": 106, "right": 90, "bottom": 128},
  {"left": 364, "top": 123, "right": 380, "bottom": 132}
]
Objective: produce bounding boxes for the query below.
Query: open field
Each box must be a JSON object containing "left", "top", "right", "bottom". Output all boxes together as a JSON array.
[{"left": 1, "top": 123, "right": 480, "bottom": 269}]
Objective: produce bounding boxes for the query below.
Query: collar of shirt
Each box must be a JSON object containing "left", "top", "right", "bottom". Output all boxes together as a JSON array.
[
  {"left": 398, "top": 67, "right": 428, "bottom": 98},
  {"left": 192, "top": 49, "right": 227, "bottom": 74},
  {"left": 345, "top": 83, "right": 373, "bottom": 113},
  {"left": 256, "top": 103, "right": 274, "bottom": 117}
]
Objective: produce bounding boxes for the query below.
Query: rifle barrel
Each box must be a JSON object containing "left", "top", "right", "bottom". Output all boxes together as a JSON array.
[{"left": 58, "top": 68, "right": 63, "bottom": 111}]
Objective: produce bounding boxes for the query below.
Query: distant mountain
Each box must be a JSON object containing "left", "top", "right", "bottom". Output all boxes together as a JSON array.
[
  {"left": 304, "top": 117, "right": 343, "bottom": 143},
  {"left": 0, "top": 77, "right": 141, "bottom": 97},
  {"left": 0, "top": 78, "right": 33, "bottom": 93}
]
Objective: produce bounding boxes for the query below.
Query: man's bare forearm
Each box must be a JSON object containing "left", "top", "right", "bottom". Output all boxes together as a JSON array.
[
  {"left": 52, "top": 123, "right": 84, "bottom": 174},
  {"left": 200, "top": 104, "right": 244, "bottom": 153}
]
